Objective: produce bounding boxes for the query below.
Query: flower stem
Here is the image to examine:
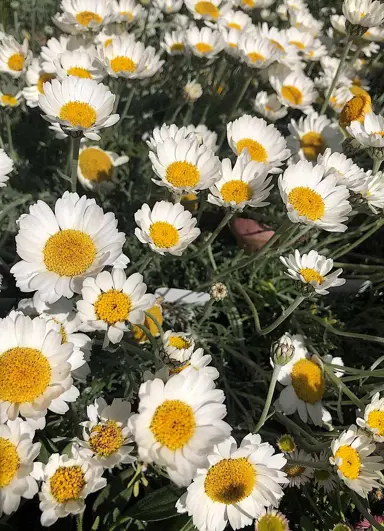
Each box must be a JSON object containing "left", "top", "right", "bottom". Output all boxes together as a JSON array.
[
  {"left": 312, "top": 315, "right": 384, "bottom": 345},
  {"left": 372, "top": 158, "right": 382, "bottom": 175},
  {"left": 70, "top": 136, "right": 81, "bottom": 193},
  {"left": 198, "top": 298, "right": 215, "bottom": 328},
  {"left": 185, "top": 210, "right": 234, "bottom": 260},
  {"left": 254, "top": 364, "right": 281, "bottom": 432},
  {"left": 76, "top": 512, "right": 84, "bottom": 531},
  {"left": 120, "top": 85, "right": 136, "bottom": 122},
  {"left": 320, "top": 38, "right": 353, "bottom": 114},
  {"left": 286, "top": 458, "right": 330, "bottom": 470},
  {"left": 170, "top": 102, "right": 185, "bottom": 123},
  {"left": 260, "top": 295, "right": 306, "bottom": 336},
  {"left": 331, "top": 218, "right": 384, "bottom": 260},
  {"left": 323, "top": 361, "right": 364, "bottom": 409},
  {"left": 5, "top": 114, "right": 14, "bottom": 158}
]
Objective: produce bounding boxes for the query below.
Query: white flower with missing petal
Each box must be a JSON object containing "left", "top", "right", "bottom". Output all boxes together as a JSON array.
[
  {"left": 0, "top": 36, "right": 32, "bottom": 78},
  {"left": 358, "top": 170, "right": 384, "bottom": 214},
  {"left": 186, "top": 27, "right": 225, "bottom": 58},
  {"left": 77, "top": 145, "right": 129, "bottom": 190},
  {"left": 163, "top": 330, "right": 195, "bottom": 362},
  {"left": 313, "top": 450, "right": 338, "bottom": 493},
  {"left": 283, "top": 449, "right": 314, "bottom": 487},
  {"left": 317, "top": 148, "right": 367, "bottom": 192},
  {"left": 254, "top": 91, "right": 288, "bottom": 122},
  {"left": 342, "top": 0, "right": 384, "bottom": 27}
]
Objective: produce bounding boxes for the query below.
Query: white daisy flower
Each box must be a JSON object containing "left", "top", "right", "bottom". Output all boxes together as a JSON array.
[
  {"left": 77, "top": 145, "right": 129, "bottom": 190},
  {"left": 273, "top": 333, "right": 331, "bottom": 426},
  {"left": 0, "top": 418, "right": 41, "bottom": 517},
  {"left": 135, "top": 201, "right": 201, "bottom": 255},
  {"left": 97, "top": 35, "right": 152, "bottom": 79},
  {"left": 131, "top": 303, "right": 163, "bottom": 343},
  {"left": 255, "top": 509, "right": 290, "bottom": 530},
  {"left": 280, "top": 249, "right": 346, "bottom": 295},
  {"left": 153, "top": 0, "right": 184, "bottom": 12},
  {"left": 79, "top": 397, "right": 135, "bottom": 468},
  {"left": 110, "top": 0, "right": 145, "bottom": 23},
  {"left": 208, "top": 152, "right": 273, "bottom": 211},
  {"left": 161, "top": 31, "right": 186, "bottom": 55},
  {"left": 39, "top": 449, "right": 106, "bottom": 527},
  {"left": 342, "top": 0, "right": 384, "bottom": 27},
  {"left": 330, "top": 424, "right": 384, "bottom": 496},
  {"left": 317, "top": 148, "right": 367, "bottom": 192},
  {"left": 254, "top": 91, "right": 288, "bottom": 121},
  {"left": 40, "top": 35, "right": 86, "bottom": 73},
  {"left": 254, "top": 24, "right": 300, "bottom": 68},
  {"left": 94, "top": 30, "right": 120, "bottom": 49},
  {"left": 128, "top": 370, "right": 231, "bottom": 486},
  {"left": 139, "top": 46, "right": 164, "bottom": 79},
  {"left": 186, "top": 27, "right": 225, "bottom": 58},
  {"left": 358, "top": 171, "right": 384, "bottom": 214},
  {"left": 0, "top": 312, "right": 79, "bottom": 423},
  {"left": 287, "top": 112, "right": 343, "bottom": 162},
  {"left": 146, "top": 123, "right": 189, "bottom": 152},
  {"left": 0, "top": 89, "right": 22, "bottom": 108},
  {"left": 54, "top": 50, "right": 105, "bottom": 81},
  {"left": 286, "top": 27, "right": 326, "bottom": 60},
  {"left": 0, "top": 36, "right": 31, "bottom": 78},
  {"left": 38, "top": 77, "right": 119, "bottom": 141},
  {"left": 59, "top": 0, "right": 112, "bottom": 31},
  {"left": 163, "top": 330, "right": 196, "bottom": 362},
  {"left": 185, "top": 79, "right": 203, "bottom": 101},
  {"left": 176, "top": 433, "right": 288, "bottom": 531},
  {"left": 221, "top": 28, "right": 242, "bottom": 57},
  {"left": 278, "top": 160, "right": 352, "bottom": 232},
  {"left": 362, "top": 26, "right": 384, "bottom": 41},
  {"left": 313, "top": 450, "right": 338, "bottom": 493},
  {"left": 149, "top": 136, "right": 221, "bottom": 193},
  {"left": 77, "top": 269, "right": 155, "bottom": 347},
  {"left": 23, "top": 58, "right": 56, "bottom": 108},
  {"left": 0, "top": 149, "right": 13, "bottom": 187},
  {"left": 185, "top": 124, "right": 218, "bottom": 152},
  {"left": 168, "top": 347, "right": 220, "bottom": 381},
  {"left": 11, "top": 191, "right": 125, "bottom": 303},
  {"left": 322, "top": 354, "right": 345, "bottom": 378},
  {"left": 289, "top": 9, "right": 323, "bottom": 36},
  {"left": 52, "top": 11, "right": 83, "bottom": 34},
  {"left": 185, "top": 0, "right": 228, "bottom": 20},
  {"left": 217, "top": 9, "right": 252, "bottom": 30},
  {"left": 284, "top": 449, "right": 314, "bottom": 487},
  {"left": 357, "top": 392, "right": 384, "bottom": 442},
  {"left": 227, "top": 114, "right": 290, "bottom": 173},
  {"left": 239, "top": 34, "right": 281, "bottom": 68},
  {"left": 347, "top": 112, "right": 384, "bottom": 148},
  {"left": 331, "top": 14, "right": 347, "bottom": 34},
  {"left": 270, "top": 68, "right": 318, "bottom": 111}
]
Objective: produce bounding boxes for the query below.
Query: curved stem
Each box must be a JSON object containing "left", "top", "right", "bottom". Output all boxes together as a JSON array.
[
  {"left": 321, "top": 38, "right": 353, "bottom": 114},
  {"left": 312, "top": 315, "right": 384, "bottom": 345},
  {"left": 120, "top": 85, "right": 136, "bottom": 122},
  {"left": 70, "top": 136, "right": 81, "bottom": 193},
  {"left": 259, "top": 295, "right": 306, "bottom": 336},
  {"left": 170, "top": 102, "right": 185, "bottom": 124},
  {"left": 185, "top": 210, "right": 234, "bottom": 260},
  {"left": 254, "top": 365, "right": 280, "bottom": 432},
  {"left": 331, "top": 218, "right": 384, "bottom": 259},
  {"left": 323, "top": 361, "right": 364, "bottom": 409},
  {"left": 286, "top": 458, "right": 330, "bottom": 470}
]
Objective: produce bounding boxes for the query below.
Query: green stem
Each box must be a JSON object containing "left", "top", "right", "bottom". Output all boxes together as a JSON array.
[
  {"left": 5, "top": 114, "right": 14, "bottom": 157},
  {"left": 138, "top": 254, "right": 153, "bottom": 274},
  {"left": 320, "top": 38, "right": 353, "bottom": 114},
  {"left": 372, "top": 158, "right": 382, "bottom": 175},
  {"left": 198, "top": 298, "right": 215, "bottom": 328},
  {"left": 185, "top": 210, "right": 234, "bottom": 260},
  {"left": 254, "top": 365, "right": 280, "bottom": 432},
  {"left": 183, "top": 102, "right": 193, "bottom": 125},
  {"left": 13, "top": 10, "right": 19, "bottom": 37},
  {"left": 323, "top": 361, "right": 364, "bottom": 409},
  {"left": 287, "top": 458, "right": 330, "bottom": 470},
  {"left": 259, "top": 295, "right": 306, "bottom": 336},
  {"left": 235, "top": 283, "right": 261, "bottom": 334},
  {"left": 120, "top": 85, "right": 136, "bottom": 121},
  {"left": 312, "top": 315, "right": 384, "bottom": 345},
  {"left": 76, "top": 512, "right": 84, "bottom": 531},
  {"left": 350, "top": 492, "right": 384, "bottom": 531},
  {"left": 331, "top": 218, "right": 384, "bottom": 260},
  {"left": 31, "top": 1, "right": 36, "bottom": 53},
  {"left": 170, "top": 102, "right": 185, "bottom": 123},
  {"left": 70, "top": 136, "right": 81, "bottom": 193}
]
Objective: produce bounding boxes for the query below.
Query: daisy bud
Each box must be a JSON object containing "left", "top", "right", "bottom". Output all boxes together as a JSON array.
[
  {"left": 332, "top": 524, "right": 352, "bottom": 531},
  {"left": 345, "top": 20, "right": 367, "bottom": 37},
  {"left": 209, "top": 282, "right": 228, "bottom": 302},
  {"left": 272, "top": 334, "right": 295, "bottom": 366},
  {"left": 277, "top": 434, "right": 296, "bottom": 454}
]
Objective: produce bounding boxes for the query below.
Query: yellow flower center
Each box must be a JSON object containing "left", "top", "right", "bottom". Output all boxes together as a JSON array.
[
  {"left": 43, "top": 229, "right": 96, "bottom": 277},
  {"left": 79, "top": 148, "right": 113, "bottom": 182},
  {"left": 89, "top": 421, "right": 124, "bottom": 457},
  {"left": 169, "top": 362, "right": 191, "bottom": 374},
  {"left": 0, "top": 347, "right": 51, "bottom": 403},
  {"left": 229, "top": 42, "right": 238, "bottom": 48},
  {"left": 165, "top": 160, "right": 200, "bottom": 188},
  {"left": 1, "top": 94, "right": 18, "bottom": 106},
  {"left": 67, "top": 66, "right": 92, "bottom": 79},
  {"left": 51, "top": 318, "right": 67, "bottom": 343},
  {"left": 59, "top": 101, "right": 97, "bottom": 129},
  {"left": 288, "top": 186, "right": 325, "bottom": 221},
  {"left": 195, "top": 42, "right": 213, "bottom": 54},
  {"left": 195, "top": 1, "right": 219, "bottom": 18},
  {"left": 299, "top": 267, "right": 325, "bottom": 285},
  {"left": 38, "top": 73, "right": 55, "bottom": 94},
  {"left": 220, "top": 180, "right": 253, "bottom": 204},
  {"left": 150, "top": 399, "right": 195, "bottom": 450},
  {"left": 168, "top": 336, "right": 191, "bottom": 349},
  {"left": 247, "top": 52, "right": 265, "bottom": 63},
  {"left": 132, "top": 304, "right": 163, "bottom": 343},
  {"left": 335, "top": 445, "right": 361, "bottom": 479},
  {"left": 339, "top": 94, "right": 372, "bottom": 128},
  {"left": 270, "top": 39, "right": 285, "bottom": 51},
  {"left": 110, "top": 56, "right": 137, "bottom": 73},
  {"left": 300, "top": 131, "right": 326, "bottom": 161},
  {"left": 0, "top": 438, "right": 20, "bottom": 488},
  {"left": 314, "top": 469, "right": 331, "bottom": 481},
  {"left": 281, "top": 85, "right": 303, "bottom": 105},
  {"left": 7, "top": 53, "right": 24, "bottom": 72},
  {"left": 170, "top": 43, "right": 185, "bottom": 52},
  {"left": 94, "top": 290, "right": 131, "bottom": 325},
  {"left": 237, "top": 138, "right": 267, "bottom": 162},
  {"left": 285, "top": 464, "right": 305, "bottom": 477},
  {"left": 120, "top": 10, "right": 133, "bottom": 20},
  {"left": 257, "top": 514, "right": 286, "bottom": 531},
  {"left": 367, "top": 410, "right": 384, "bottom": 436},
  {"left": 228, "top": 22, "right": 241, "bottom": 29},
  {"left": 291, "top": 358, "right": 325, "bottom": 404},
  {"left": 289, "top": 40, "right": 305, "bottom": 49},
  {"left": 243, "top": 0, "right": 255, "bottom": 6},
  {"left": 50, "top": 466, "right": 86, "bottom": 503},
  {"left": 75, "top": 11, "right": 103, "bottom": 26},
  {"left": 104, "top": 38, "right": 113, "bottom": 47},
  {"left": 149, "top": 221, "right": 179, "bottom": 248},
  {"left": 278, "top": 434, "right": 296, "bottom": 453},
  {"left": 204, "top": 458, "right": 256, "bottom": 504}
]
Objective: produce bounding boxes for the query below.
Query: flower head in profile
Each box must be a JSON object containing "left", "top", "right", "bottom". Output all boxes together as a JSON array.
[
  {"left": 358, "top": 170, "right": 384, "bottom": 214},
  {"left": 0, "top": 418, "right": 41, "bottom": 517},
  {"left": 176, "top": 433, "right": 288, "bottom": 531},
  {"left": 168, "top": 347, "right": 220, "bottom": 381},
  {"left": 59, "top": 0, "right": 112, "bottom": 31},
  {"left": 154, "top": 0, "right": 183, "bottom": 12},
  {"left": 186, "top": 124, "right": 218, "bottom": 152},
  {"left": 239, "top": 35, "right": 281, "bottom": 69},
  {"left": 54, "top": 50, "right": 105, "bottom": 81},
  {"left": 129, "top": 370, "right": 231, "bottom": 486},
  {"left": 185, "top": 0, "right": 229, "bottom": 21},
  {"left": 347, "top": 112, "right": 384, "bottom": 149},
  {"left": 11, "top": 192, "right": 126, "bottom": 303},
  {"left": 330, "top": 424, "right": 384, "bottom": 496},
  {"left": 38, "top": 77, "right": 119, "bottom": 140},
  {"left": 161, "top": 31, "right": 186, "bottom": 55},
  {"left": 77, "top": 145, "right": 129, "bottom": 190},
  {"left": 343, "top": 0, "right": 384, "bottom": 28},
  {"left": 254, "top": 91, "right": 288, "bottom": 122},
  {"left": 279, "top": 160, "right": 351, "bottom": 232},
  {"left": 270, "top": 68, "right": 317, "bottom": 111},
  {"left": 255, "top": 509, "right": 290, "bottom": 531},
  {"left": 217, "top": 9, "right": 252, "bottom": 31},
  {"left": 184, "top": 79, "right": 203, "bottom": 101},
  {"left": 339, "top": 92, "right": 372, "bottom": 129},
  {"left": 0, "top": 149, "right": 13, "bottom": 187},
  {"left": 186, "top": 27, "right": 225, "bottom": 58},
  {"left": 23, "top": 58, "right": 56, "bottom": 108},
  {"left": 110, "top": 0, "right": 145, "bottom": 23},
  {"left": 0, "top": 36, "right": 32, "bottom": 78},
  {"left": 0, "top": 88, "right": 22, "bottom": 108},
  {"left": 357, "top": 392, "right": 384, "bottom": 442},
  {"left": 317, "top": 148, "right": 367, "bottom": 192},
  {"left": 283, "top": 449, "right": 314, "bottom": 487},
  {"left": 280, "top": 249, "right": 345, "bottom": 295}
]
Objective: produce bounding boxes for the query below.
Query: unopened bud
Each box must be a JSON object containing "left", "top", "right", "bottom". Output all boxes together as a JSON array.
[
  {"left": 368, "top": 147, "right": 384, "bottom": 161},
  {"left": 332, "top": 524, "right": 352, "bottom": 531},
  {"left": 272, "top": 334, "right": 295, "bottom": 366},
  {"left": 345, "top": 20, "right": 367, "bottom": 38},
  {"left": 11, "top": 0, "right": 19, "bottom": 8},
  {"left": 210, "top": 282, "right": 228, "bottom": 302},
  {"left": 277, "top": 434, "right": 296, "bottom": 454}
]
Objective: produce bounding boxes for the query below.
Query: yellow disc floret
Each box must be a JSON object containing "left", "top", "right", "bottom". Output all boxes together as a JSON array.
[
  {"left": 150, "top": 400, "right": 195, "bottom": 450},
  {"left": 247, "top": 52, "right": 265, "bottom": 64},
  {"left": 75, "top": 11, "right": 102, "bottom": 26},
  {"left": 0, "top": 347, "right": 51, "bottom": 403},
  {"left": 257, "top": 514, "right": 287, "bottom": 531},
  {"left": 204, "top": 458, "right": 256, "bottom": 504},
  {"left": 43, "top": 229, "right": 96, "bottom": 277},
  {"left": 110, "top": 56, "right": 136, "bottom": 73},
  {"left": 300, "top": 132, "right": 326, "bottom": 161},
  {"left": 67, "top": 67, "right": 92, "bottom": 79},
  {"left": 1, "top": 95, "right": 18, "bottom": 106},
  {"left": 170, "top": 43, "right": 185, "bottom": 52},
  {"left": 339, "top": 94, "right": 372, "bottom": 128},
  {"left": 50, "top": 465, "right": 86, "bottom": 503},
  {"left": 228, "top": 22, "right": 241, "bottom": 30},
  {"left": 0, "top": 438, "right": 20, "bottom": 488},
  {"left": 289, "top": 40, "right": 305, "bottom": 49},
  {"left": 79, "top": 148, "right": 113, "bottom": 182},
  {"left": 284, "top": 464, "right": 305, "bottom": 477},
  {"left": 59, "top": 101, "right": 97, "bottom": 129},
  {"left": 168, "top": 336, "right": 191, "bottom": 349},
  {"left": 94, "top": 290, "right": 131, "bottom": 325},
  {"left": 288, "top": 186, "right": 325, "bottom": 221},
  {"left": 89, "top": 421, "right": 124, "bottom": 457},
  {"left": 291, "top": 358, "right": 325, "bottom": 404},
  {"left": 195, "top": 43, "right": 213, "bottom": 54},
  {"left": 281, "top": 85, "right": 303, "bottom": 105},
  {"left": 8, "top": 53, "right": 24, "bottom": 72},
  {"left": 195, "top": 1, "right": 219, "bottom": 18},
  {"left": 220, "top": 180, "right": 253, "bottom": 204},
  {"left": 149, "top": 221, "right": 179, "bottom": 248},
  {"left": 236, "top": 138, "right": 267, "bottom": 162},
  {"left": 367, "top": 410, "right": 384, "bottom": 437},
  {"left": 335, "top": 445, "right": 361, "bottom": 479},
  {"left": 299, "top": 268, "right": 325, "bottom": 285},
  {"left": 165, "top": 161, "right": 200, "bottom": 188}
]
